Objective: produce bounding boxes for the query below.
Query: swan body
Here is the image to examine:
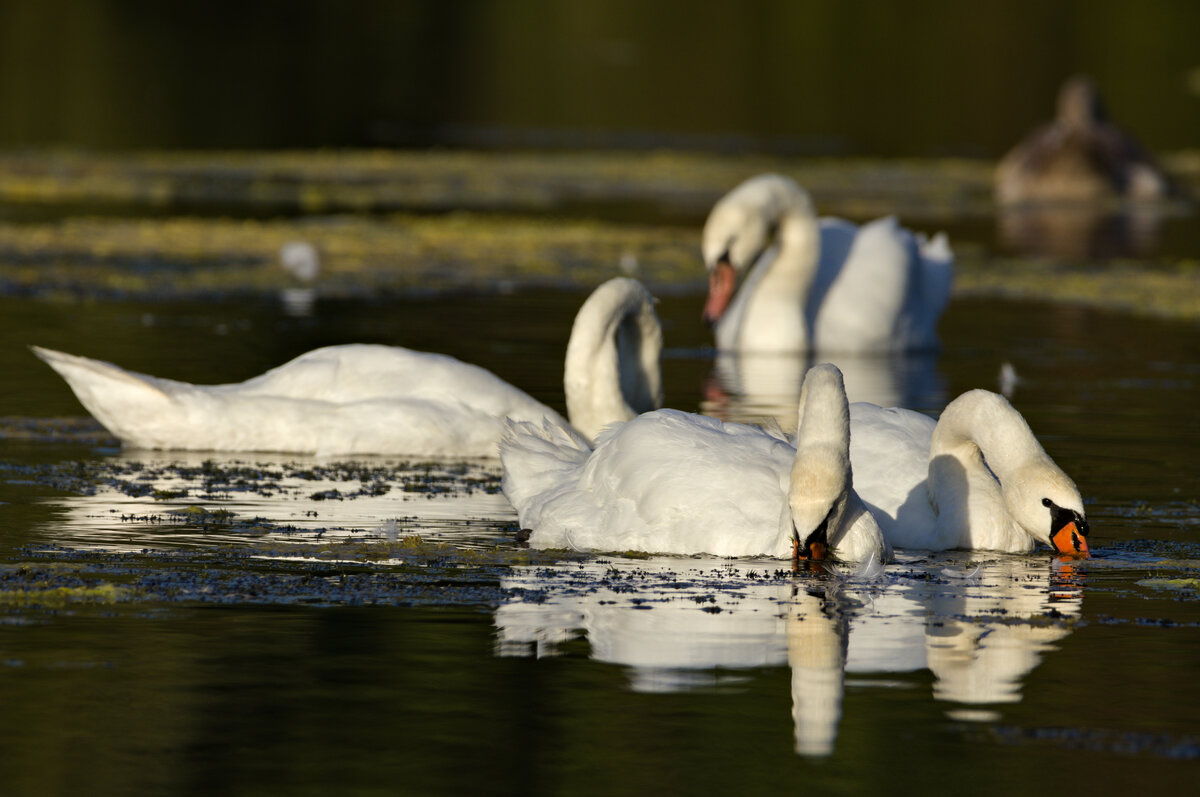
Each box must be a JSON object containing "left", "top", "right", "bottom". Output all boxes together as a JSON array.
[
  {"left": 501, "top": 364, "right": 891, "bottom": 562},
  {"left": 702, "top": 174, "right": 953, "bottom": 353},
  {"left": 996, "top": 75, "right": 1173, "bottom": 204},
  {"left": 848, "top": 389, "right": 1090, "bottom": 557},
  {"left": 35, "top": 277, "right": 662, "bottom": 457}
]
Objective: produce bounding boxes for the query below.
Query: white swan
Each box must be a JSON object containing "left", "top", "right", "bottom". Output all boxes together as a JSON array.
[
  {"left": 33, "top": 277, "right": 662, "bottom": 457},
  {"left": 500, "top": 363, "right": 891, "bottom": 562},
  {"left": 701, "top": 173, "right": 954, "bottom": 353},
  {"left": 848, "top": 389, "right": 1090, "bottom": 557}
]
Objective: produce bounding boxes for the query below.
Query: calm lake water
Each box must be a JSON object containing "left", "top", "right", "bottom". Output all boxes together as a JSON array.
[{"left": 1, "top": 282, "right": 1198, "bottom": 794}]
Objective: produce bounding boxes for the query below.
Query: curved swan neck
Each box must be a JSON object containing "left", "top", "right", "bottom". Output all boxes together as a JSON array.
[
  {"left": 751, "top": 176, "right": 821, "bottom": 286},
  {"left": 930, "top": 390, "right": 1050, "bottom": 479},
  {"left": 714, "top": 176, "right": 822, "bottom": 351},
  {"left": 564, "top": 278, "right": 663, "bottom": 443},
  {"left": 927, "top": 389, "right": 1080, "bottom": 551}
]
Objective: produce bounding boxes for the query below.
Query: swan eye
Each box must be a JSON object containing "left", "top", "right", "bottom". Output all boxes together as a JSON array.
[{"left": 1042, "top": 497, "right": 1053, "bottom": 507}]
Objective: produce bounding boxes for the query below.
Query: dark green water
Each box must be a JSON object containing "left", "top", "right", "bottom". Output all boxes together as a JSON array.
[
  {"left": 3, "top": 0, "right": 1198, "bottom": 155},
  {"left": 1, "top": 287, "right": 1198, "bottom": 795}
]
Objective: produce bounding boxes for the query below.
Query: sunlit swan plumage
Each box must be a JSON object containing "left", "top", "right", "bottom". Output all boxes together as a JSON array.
[
  {"left": 996, "top": 75, "right": 1173, "bottom": 204},
  {"left": 34, "top": 277, "right": 662, "bottom": 457},
  {"left": 848, "top": 389, "right": 1090, "bottom": 557},
  {"left": 702, "top": 174, "right": 954, "bottom": 353},
  {"left": 501, "top": 363, "right": 891, "bottom": 562}
]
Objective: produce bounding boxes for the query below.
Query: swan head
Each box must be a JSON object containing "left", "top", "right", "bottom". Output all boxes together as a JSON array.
[
  {"left": 1006, "top": 463, "right": 1090, "bottom": 559},
  {"left": 701, "top": 174, "right": 815, "bottom": 325}
]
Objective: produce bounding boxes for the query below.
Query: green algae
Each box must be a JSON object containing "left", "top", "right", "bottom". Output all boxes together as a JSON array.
[
  {"left": 1, "top": 149, "right": 1198, "bottom": 318},
  {"left": 1138, "top": 577, "right": 1200, "bottom": 595},
  {"left": 0, "top": 583, "right": 135, "bottom": 607},
  {"left": 0, "top": 562, "right": 139, "bottom": 609}
]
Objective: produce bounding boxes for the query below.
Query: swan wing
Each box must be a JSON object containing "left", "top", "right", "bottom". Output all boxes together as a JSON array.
[
  {"left": 507, "top": 410, "right": 795, "bottom": 557},
  {"left": 848, "top": 402, "right": 937, "bottom": 542},
  {"left": 236, "top": 343, "right": 557, "bottom": 421},
  {"left": 813, "top": 218, "right": 953, "bottom": 352}
]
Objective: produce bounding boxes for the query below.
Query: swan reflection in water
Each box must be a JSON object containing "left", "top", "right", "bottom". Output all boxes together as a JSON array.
[
  {"left": 701, "top": 349, "right": 944, "bottom": 430},
  {"left": 494, "top": 554, "right": 1083, "bottom": 757}
]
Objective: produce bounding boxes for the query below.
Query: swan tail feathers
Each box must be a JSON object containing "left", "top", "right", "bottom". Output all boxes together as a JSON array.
[
  {"left": 919, "top": 232, "right": 955, "bottom": 309},
  {"left": 32, "top": 346, "right": 175, "bottom": 444},
  {"left": 500, "top": 418, "right": 591, "bottom": 525}
]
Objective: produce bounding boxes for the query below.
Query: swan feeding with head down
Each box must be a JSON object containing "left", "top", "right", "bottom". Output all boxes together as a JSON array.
[
  {"left": 33, "top": 277, "right": 662, "bottom": 457},
  {"left": 500, "top": 363, "right": 891, "bottom": 564},
  {"left": 849, "top": 390, "right": 1090, "bottom": 557},
  {"left": 701, "top": 174, "right": 954, "bottom": 353}
]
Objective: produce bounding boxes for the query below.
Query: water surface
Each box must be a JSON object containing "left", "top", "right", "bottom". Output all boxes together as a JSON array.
[{"left": 1, "top": 287, "right": 1198, "bottom": 794}]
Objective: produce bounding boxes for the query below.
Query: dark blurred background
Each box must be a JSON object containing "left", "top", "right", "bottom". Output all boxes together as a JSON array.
[{"left": 2, "top": 0, "right": 1197, "bottom": 156}]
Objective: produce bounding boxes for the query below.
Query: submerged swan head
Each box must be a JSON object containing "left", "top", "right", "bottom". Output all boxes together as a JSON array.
[
  {"left": 701, "top": 174, "right": 817, "bottom": 325},
  {"left": 789, "top": 364, "right": 888, "bottom": 563}
]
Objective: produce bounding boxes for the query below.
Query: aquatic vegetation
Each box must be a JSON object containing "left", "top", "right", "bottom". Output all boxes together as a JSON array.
[
  {"left": 0, "top": 563, "right": 139, "bottom": 608},
  {"left": 0, "top": 150, "right": 1196, "bottom": 317}
]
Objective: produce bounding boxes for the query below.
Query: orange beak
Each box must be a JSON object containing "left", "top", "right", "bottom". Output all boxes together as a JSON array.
[
  {"left": 1051, "top": 520, "right": 1090, "bottom": 559},
  {"left": 792, "top": 535, "right": 828, "bottom": 564},
  {"left": 702, "top": 259, "right": 737, "bottom": 326}
]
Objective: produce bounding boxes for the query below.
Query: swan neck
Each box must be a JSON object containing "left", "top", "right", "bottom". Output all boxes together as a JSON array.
[
  {"left": 766, "top": 206, "right": 821, "bottom": 290},
  {"left": 788, "top": 367, "right": 852, "bottom": 540},
  {"left": 930, "top": 390, "right": 1047, "bottom": 479},
  {"left": 563, "top": 280, "right": 663, "bottom": 442}
]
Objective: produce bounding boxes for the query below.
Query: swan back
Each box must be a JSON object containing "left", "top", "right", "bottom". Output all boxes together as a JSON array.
[
  {"left": 930, "top": 390, "right": 1085, "bottom": 552},
  {"left": 564, "top": 277, "right": 663, "bottom": 442}
]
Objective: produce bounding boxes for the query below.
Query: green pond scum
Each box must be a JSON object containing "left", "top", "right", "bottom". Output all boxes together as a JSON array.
[{"left": 0, "top": 150, "right": 1199, "bottom": 318}]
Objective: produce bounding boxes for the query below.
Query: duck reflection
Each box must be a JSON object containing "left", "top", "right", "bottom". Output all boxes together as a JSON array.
[
  {"left": 701, "top": 349, "right": 943, "bottom": 429},
  {"left": 494, "top": 554, "right": 1083, "bottom": 757},
  {"left": 996, "top": 203, "right": 1167, "bottom": 260}
]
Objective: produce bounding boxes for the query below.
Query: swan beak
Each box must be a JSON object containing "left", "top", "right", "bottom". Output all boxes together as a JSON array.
[
  {"left": 1050, "top": 520, "right": 1090, "bottom": 559},
  {"left": 702, "top": 259, "right": 737, "bottom": 326},
  {"left": 791, "top": 524, "right": 830, "bottom": 572}
]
